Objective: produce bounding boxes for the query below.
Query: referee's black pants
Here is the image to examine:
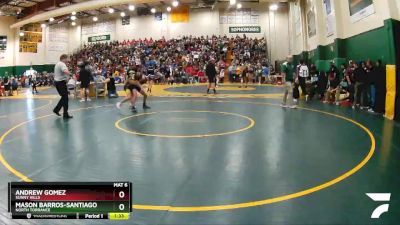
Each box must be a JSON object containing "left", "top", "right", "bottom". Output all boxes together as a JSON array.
[
  {"left": 54, "top": 80, "right": 69, "bottom": 115},
  {"left": 299, "top": 77, "right": 307, "bottom": 96}
]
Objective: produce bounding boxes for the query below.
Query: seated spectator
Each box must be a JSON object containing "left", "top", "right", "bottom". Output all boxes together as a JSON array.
[
  {"left": 262, "top": 65, "right": 270, "bottom": 83},
  {"left": 228, "top": 63, "right": 236, "bottom": 82},
  {"left": 106, "top": 73, "right": 118, "bottom": 98},
  {"left": 11, "top": 77, "right": 18, "bottom": 95},
  {"left": 0, "top": 78, "right": 5, "bottom": 96},
  {"left": 197, "top": 70, "right": 206, "bottom": 83},
  {"left": 334, "top": 63, "right": 353, "bottom": 106},
  {"left": 94, "top": 73, "right": 106, "bottom": 91},
  {"left": 324, "top": 64, "right": 341, "bottom": 105},
  {"left": 67, "top": 77, "right": 76, "bottom": 92},
  {"left": 3, "top": 76, "right": 11, "bottom": 96}
]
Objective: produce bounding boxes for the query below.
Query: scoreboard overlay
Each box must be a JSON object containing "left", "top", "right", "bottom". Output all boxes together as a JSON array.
[{"left": 8, "top": 182, "right": 132, "bottom": 220}]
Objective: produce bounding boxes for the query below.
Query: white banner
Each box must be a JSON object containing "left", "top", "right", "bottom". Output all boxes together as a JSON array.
[
  {"left": 326, "top": 14, "right": 335, "bottom": 37},
  {"left": 348, "top": 0, "right": 375, "bottom": 23},
  {"left": 220, "top": 9, "right": 259, "bottom": 24},
  {"left": 48, "top": 44, "right": 67, "bottom": 52},
  {"left": 294, "top": 3, "right": 302, "bottom": 36},
  {"left": 397, "top": 0, "right": 400, "bottom": 13},
  {"left": 324, "top": 0, "right": 335, "bottom": 37}
]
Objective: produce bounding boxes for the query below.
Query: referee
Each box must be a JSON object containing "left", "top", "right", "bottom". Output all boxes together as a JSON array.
[{"left": 53, "top": 54, "right": 73, "bottom": 119}]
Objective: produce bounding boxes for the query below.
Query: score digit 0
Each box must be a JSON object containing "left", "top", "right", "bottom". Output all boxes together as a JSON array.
[{"left": 119, "top": 191, "right": 125, "bottom": 199}]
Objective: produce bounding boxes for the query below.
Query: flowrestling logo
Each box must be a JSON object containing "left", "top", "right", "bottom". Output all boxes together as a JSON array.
[{"left": 366, "top": 193, "right": 391, "bottom": 219}]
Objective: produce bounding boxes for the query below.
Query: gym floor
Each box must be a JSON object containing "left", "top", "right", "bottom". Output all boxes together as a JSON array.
[{"left": 0, "top": 84, "right": 399, "bottom": 225}]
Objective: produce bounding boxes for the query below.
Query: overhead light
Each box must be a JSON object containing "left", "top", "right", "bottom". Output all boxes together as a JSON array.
[
  {"left": 236, "top": 3, "right": 242, "bottom": 9},
  {"left": 49, "top": 17, "right": 54, "bottom": 22},
  {"left": 93, "top": 16, "right": 98, "bottom": 22},
  {"left": 269, "top": 4, "right": 278, "bottom": 11},
  {"left": 229, "top": 0, "right": 236, "bottom": 6},
  {"left": 129, "top": 5, "right": 135, "bottom": 11},
  {"left": 71, "top": 21, "right": 76, "bottom": 26},
  {"left": 108, "top": 8, "right": 114, "bottom": 13},
  {"left": 19, "top": 32, "right": 24, "bottom": 37},
  {"left": 71, "top": 15, "right": 76, "bottom": 20},
  {"left": 71, "top": 11, "right": 76, "bottom": 15},
  {"left": 120, "top": 12, "right": 126, "bottom": 17},
  {"left": 151, "top": 8, "right": 156, "bottom": 13},
  {"left": 167, "top": 6, "right": 171, "bottom": 12},
  {"left": 172, "top": 0, "right": 179, "bottom": 7},
  {"left": 41, "top": 24, "right": 46, "bottom": 28}
]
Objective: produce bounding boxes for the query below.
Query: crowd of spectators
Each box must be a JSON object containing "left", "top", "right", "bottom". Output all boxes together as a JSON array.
[
  {"left": 4, "top": 35, "right": 386, "bottom": 115},
  {"left": 69, "top": 35, "right": 269, "bottom": 85},
  {"left": 281, "top": 57, "right": 386, "bottom": 114},
  {"left": 0, "top": 71, "right": 54, "bottom": 96}
]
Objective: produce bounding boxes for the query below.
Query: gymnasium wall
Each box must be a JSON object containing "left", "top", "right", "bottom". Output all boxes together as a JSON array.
[
  {"left": 14, "top": 31, "right": 46, "bottom": 67},
  {"left": 0, "top": 16, "right": 59, "bottom": 76},
  {"left": 0, "top": 16, "right": 16, "bottom": 76},
  {"left": 289, "top": 0, "right": 399, "bottom": 65},
  {"left": 73, "top": 3, "right": 289, "bottom": 62},
  {"left": 0, "top": 3, "right": 289, "bottom": 77},
  {"left": 115, "top": 9, "right": 220, "bottom": 41}
]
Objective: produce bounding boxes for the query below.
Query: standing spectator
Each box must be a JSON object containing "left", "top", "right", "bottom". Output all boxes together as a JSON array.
[
  {"left": 317, "top": 71, "right": 328, "bottom": 100},
  {"left": 281, "top": 56, "right": 297, "bottom": 109},
  {"left": 206, "top": 59, "right": 217, "bottom": 94},
  {"left": 3, "top": 76, "right": 11, "bottom": 96},
  {"left": 306, "top": 64, "right": 318, "bottom": 101},
  {"left": 371, "top": 60, "right": 386, "bottom": 114},
  {"left": 217, "top": 58, "right": 226, "bottom": 85},
  {"left": 365, "top": 60, "right": 375, "bottom": 112},
  {"left": 329, "top": 61, "right": 339, "bottom": 81},
  {"left": 228, "top": 63, "right": 236, "bottom": 82},
  {"left": 53, "top": 54, "right": 73, "bottom": 119},
  {"left": 106, "top": 72, "right": 118, "bottom": 98},
  {"left": 240, "top": 64, "right": 249, "bottom": 88},
  {"left": 346, "top": 61, "right": 356, "bottom": 103},
  {"left": 20, "top": 76, "right": 26, "bottom": 88},
  {"left": 31, "top": 71, "right": 38, "bottom": 94},
  {"left": 352, "top": 62, "right": 367, "bottom": 109},
  {"left": 78, "top": 61, "right": 92, "bottom": 102}
]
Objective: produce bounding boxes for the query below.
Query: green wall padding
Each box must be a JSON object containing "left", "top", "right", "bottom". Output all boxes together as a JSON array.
[
  {"left": 0, "top": 67, "right": 14, "bottom": 78},
  {"left": 315, "top": 60, "right": 330, "bottom": 73},
  {"left": 292, "top": 18, "right": 398, "bottom": 68},
  {"left": 333, "top": 58, "right": 347, "bottom": 68},
  {"left": 344, "top": 26, "right": 390, "bottom": 63}
]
